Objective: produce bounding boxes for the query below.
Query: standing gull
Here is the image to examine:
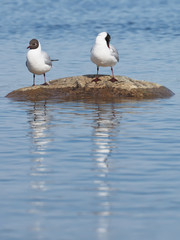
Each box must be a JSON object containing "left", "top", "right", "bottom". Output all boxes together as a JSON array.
[
  {"left": 90, "top": 32, "right": 119, "bottom": 83},
  {"left": 26, "top": 39, "right": 58, "bottom": 86}
]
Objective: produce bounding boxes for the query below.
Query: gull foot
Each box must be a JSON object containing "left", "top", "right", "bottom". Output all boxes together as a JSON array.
[
  {"left": 109, "top": 78, "right": 118, "bottom": 83},
  {"left": 92, "top": 78, "right": 101, "bottom": 83},
  {"left": 42, "top": 82, "right": 49, "bottom": 86}
]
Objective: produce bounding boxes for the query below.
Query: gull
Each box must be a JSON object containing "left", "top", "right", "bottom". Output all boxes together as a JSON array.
[
  {"left": 26, "top": 39, "right": 58, "bottom": 86},
  {"left": 90, "top": 32, "right": 119, "bottom": 83}
]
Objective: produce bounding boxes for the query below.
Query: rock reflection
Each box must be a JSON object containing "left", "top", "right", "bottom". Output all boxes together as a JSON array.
[
  {"left": 27, "top": 101, "right": 52, "bottom": 238},
  {"left": 92, "top": 104, "right": 120, "bottom": 240}
]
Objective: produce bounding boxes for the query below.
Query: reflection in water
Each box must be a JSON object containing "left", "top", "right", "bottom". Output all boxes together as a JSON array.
[
  {"left": 27, "top": 101, "right": 52, "bottom": 238},
  {"left": 29, "top": 101, "right": 52, "bottom": 155},
  {"left": 92, "top": 104, "right": 120, "bottom": 240},
  {"left": 26, "top": 101, "right": 121, "bottom": 239}
]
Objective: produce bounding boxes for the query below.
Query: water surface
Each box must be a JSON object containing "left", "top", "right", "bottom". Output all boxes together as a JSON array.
[{"left": 0, "top": 0, "right": 180, "bottom": 239}]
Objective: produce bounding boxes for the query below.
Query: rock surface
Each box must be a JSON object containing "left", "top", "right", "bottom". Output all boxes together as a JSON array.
[{"left": 6, "top": 75, "right": 174, "bottom": 102}]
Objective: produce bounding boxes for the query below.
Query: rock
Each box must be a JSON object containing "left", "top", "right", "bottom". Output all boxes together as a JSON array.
[{"left": 6, "top": 75, "right": 174, "bottom": 102}]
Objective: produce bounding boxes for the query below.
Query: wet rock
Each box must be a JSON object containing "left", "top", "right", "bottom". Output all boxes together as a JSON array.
[{"left": 6, "top": 75, "right": 174, "bottom": 102}]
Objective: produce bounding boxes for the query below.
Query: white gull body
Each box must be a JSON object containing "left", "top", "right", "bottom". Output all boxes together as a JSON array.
[
  {"left": 90, "top": 32, "right": 119, "bottom": 82},
  {"left": 26, "top": 39, "right": 53, "bottom": 86}
]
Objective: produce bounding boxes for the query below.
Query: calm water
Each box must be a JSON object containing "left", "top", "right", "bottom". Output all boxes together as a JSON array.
[{"left": 0, "top": 0, "right": 180, "bottom": 239}]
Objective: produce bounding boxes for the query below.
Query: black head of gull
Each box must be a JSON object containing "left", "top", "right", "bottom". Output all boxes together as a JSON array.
[
  {"left": 27, "top": 39, "right": 39, "bottom": 49},
  {"left": 105, "top": 33, "right": 111, "bottom": 48}
]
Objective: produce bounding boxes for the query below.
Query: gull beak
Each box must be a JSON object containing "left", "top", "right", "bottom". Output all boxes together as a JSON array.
[{"left": 27, "top": 46, "right": 30, "bottom": 49}]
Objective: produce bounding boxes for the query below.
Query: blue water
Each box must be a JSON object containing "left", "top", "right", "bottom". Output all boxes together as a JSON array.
[{"left": 0, "top": 0, "right": 180, "bottom": 239}]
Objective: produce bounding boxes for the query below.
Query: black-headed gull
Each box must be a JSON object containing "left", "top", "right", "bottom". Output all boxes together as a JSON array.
[
  {"left": 90, "top": 32, "right": 119, "bottom": 83},
  {"left": 26, "top": 39, "right": 58, "bottom": 86}
]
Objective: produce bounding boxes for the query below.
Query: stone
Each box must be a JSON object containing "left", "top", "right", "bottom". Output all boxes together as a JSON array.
[{"left": 6, "top": 75, "right": 174, "bottom": 102}]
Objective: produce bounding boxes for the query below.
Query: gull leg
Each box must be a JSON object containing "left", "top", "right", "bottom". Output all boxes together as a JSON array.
[
  {"left": 32, "top": 74, "right": 35, "bottom": 86},
  {"left": 42, "top": 73, "right": 49, "bottom": 85},
  {"left": 109, "top": 67, "right": 118, "bottom": 82},
  {"left": 92, "top": 66, "right": 101, "bottom": 83}
]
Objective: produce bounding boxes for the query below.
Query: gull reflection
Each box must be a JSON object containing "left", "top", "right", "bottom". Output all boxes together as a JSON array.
[
  {"left": 27, "top": 101, "right": 53, "bottom": 238},
  {"left": 28, "top": 101, "right": 52, "bottom": 155},
  {"left": 28, "top": 101, "right": 52, "bottom": 178},
  {"left": 92, "top": 104, "right": 120, "bottom": 240}
]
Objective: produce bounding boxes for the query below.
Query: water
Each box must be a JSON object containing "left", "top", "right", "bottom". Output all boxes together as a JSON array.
[{"left": 0, "top": 0, "right": 180, "bottom": 239}]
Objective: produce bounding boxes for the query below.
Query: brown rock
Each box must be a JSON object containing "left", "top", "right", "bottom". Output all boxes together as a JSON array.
[{"left": 6, "top": 75, "right": 174, "bottom": 102}]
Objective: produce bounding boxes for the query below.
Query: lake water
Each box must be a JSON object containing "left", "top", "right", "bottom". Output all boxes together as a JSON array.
[{"left": 0, "top": 0, "right": 180, "bottom": 239}]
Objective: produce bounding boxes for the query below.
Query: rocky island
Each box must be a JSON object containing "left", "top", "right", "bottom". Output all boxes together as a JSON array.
[{"left": 6, "top": 75, "right": 174, "bottom": 102}]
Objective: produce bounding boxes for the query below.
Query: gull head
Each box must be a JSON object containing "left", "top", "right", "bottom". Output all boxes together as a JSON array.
[
  {"left": 96, "top": 32, "right": 111, "bottom": 48},
  {"left": 27, "top": 39, "right": 39, "bottom": 49}
]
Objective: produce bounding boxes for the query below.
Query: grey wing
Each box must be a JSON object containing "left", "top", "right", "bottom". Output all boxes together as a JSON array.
[
  {"left": 42, "top": 51, "right": 52, "bottom": 66},
  {"left": 110, "top": 45, "right": 119, "bottom": 62}
]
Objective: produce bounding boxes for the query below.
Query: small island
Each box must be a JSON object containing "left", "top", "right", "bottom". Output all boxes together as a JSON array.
[{"left": 6, "top": 75, "right": 174, "bottom": 102}]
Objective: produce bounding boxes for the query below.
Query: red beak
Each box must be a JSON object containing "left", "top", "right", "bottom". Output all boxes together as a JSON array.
[{"left": 27, "top": 46, "right": 30, "bottom": 49}]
